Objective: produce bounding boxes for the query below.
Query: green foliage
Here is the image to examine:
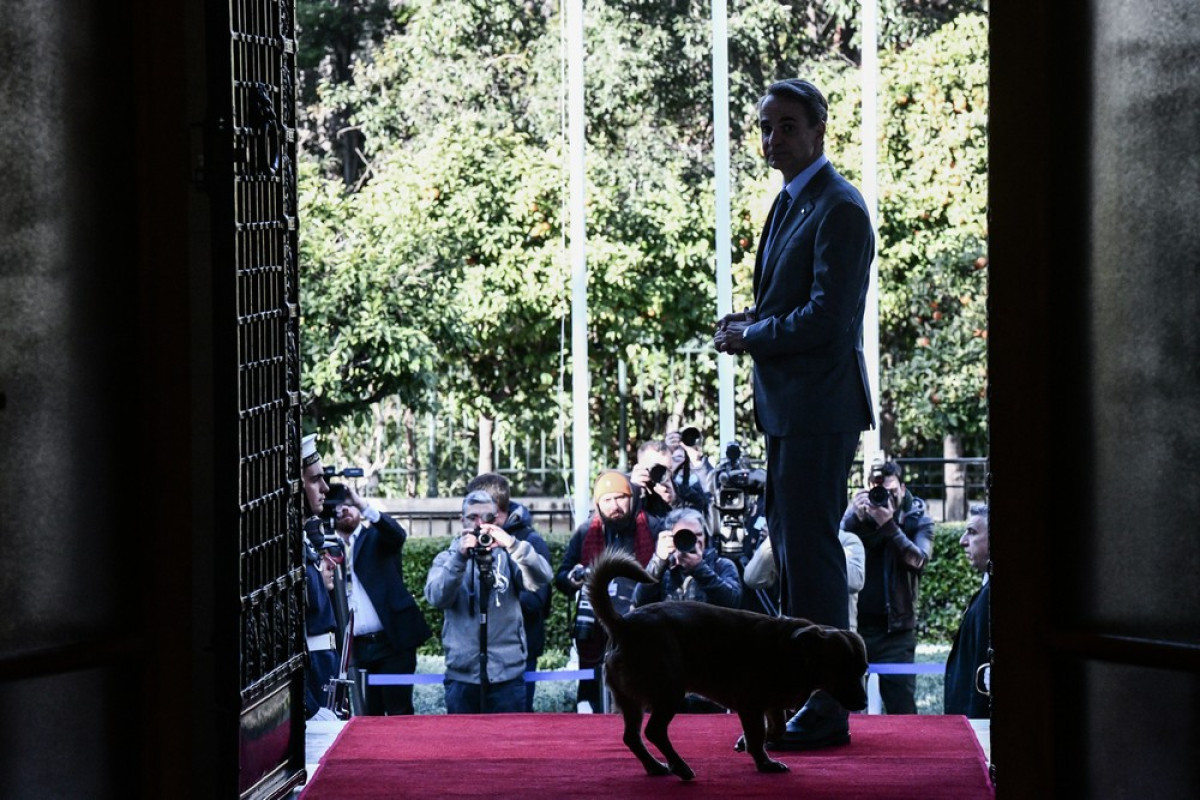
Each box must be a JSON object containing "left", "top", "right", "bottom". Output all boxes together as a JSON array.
[
  {"left": 297, "top": 0, "right": 989, "bottom": 487},
  {"left": 824, "top": 13, "right": 989, "bottom": 456},
  {"left": 917, "top": 521, "right": 982, "bottom": 641}
]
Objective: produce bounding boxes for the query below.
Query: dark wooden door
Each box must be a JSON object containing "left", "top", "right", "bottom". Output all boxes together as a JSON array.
[{"left": 208, "top": 1, "right": 306, "bottom": 797}]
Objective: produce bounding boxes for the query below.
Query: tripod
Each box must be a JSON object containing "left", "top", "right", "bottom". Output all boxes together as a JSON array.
[{"left": 470, "top": 538, "right": 497, "bottom": 712}]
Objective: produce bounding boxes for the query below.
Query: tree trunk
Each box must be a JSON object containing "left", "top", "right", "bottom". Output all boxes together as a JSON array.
[
  {"left": 478, "top": 414, "right": 495, "bottom": 475},
  {"left": 943, "top": 433, "right": 966, "bottom": 521},
  {"left": 403, "top": 405, "right": 419, "bottom": 497}
]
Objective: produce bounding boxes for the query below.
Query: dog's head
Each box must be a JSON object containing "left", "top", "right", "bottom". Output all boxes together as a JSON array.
[{"left": 790, "top": 625, "right": 869, "bottom": 711}]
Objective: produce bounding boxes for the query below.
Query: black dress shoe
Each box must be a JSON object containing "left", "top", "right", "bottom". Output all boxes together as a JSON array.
[{"left": 767, "top": 709, "right": 851, "bottom": 751}]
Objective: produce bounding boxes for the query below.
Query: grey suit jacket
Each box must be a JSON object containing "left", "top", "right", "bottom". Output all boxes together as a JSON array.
[{"left": 744, "top": 161, "right": 876, "bottom": 437}]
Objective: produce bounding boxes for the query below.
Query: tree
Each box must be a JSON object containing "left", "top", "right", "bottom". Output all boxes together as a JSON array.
[
  {"left": 296, "top": 0, "right": 989, "bottom": 494},
  {"left": 823, "top": 12, "right": 989, "bottom": 459}
]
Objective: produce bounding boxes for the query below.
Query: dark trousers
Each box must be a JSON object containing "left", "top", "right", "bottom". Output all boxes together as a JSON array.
[
  {"left": 859, "top": 622, "right": 918, "bottom": 714},
  {"left": 305, "top": 648, "right": 339, "bottom": 718},
  {"left": 524, "top": 652, "right": 538, "bottom": 712},
  {"left": 444, "top": 677, "right": 526, "bottom": 714},
  {"left": 765, "top": 431, "right": 859, "bottom": 628},
  {"left": 576, "top": 635, "right": 607, "bottom": 709},
  {"left": 353, "top": 636, "right": 418, "bottom": 715}
]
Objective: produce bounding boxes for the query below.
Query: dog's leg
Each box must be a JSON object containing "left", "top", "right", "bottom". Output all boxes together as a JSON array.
[
  {"left": 764, "top": 707, "right": 786, "bottom": 743},
  {"left": 620, "top": 705, "right": 670, "bottom": 776},
  {"left": 643, "top": 707, "right": 694, "bottom": 781},
  {"left": 737, "top": 709, "right": 789, "bottom": 773}
]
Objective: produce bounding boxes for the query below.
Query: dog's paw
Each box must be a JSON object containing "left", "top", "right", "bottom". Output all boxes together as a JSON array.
[
  {"left": 755, "top": 758, "right": 790, "bottom": 774},
  {"left": 671, "top": 763, "right": 696, "bottom": 782},
  {"left": 733, "top": 733, "right": 746, "bottom": 752}
]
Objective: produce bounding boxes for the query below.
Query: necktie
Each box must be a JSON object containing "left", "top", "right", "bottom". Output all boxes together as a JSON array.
[{"left": 765, "top": 190, "right": 790, "bottom": 257}]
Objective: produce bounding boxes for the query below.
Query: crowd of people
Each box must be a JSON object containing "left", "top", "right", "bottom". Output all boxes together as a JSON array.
[
  {"left": 300, "top": 428, "right": 989, "bottom": 725},
  {"left": 297, "top": 77, "right": 991, "bottom": 733}
]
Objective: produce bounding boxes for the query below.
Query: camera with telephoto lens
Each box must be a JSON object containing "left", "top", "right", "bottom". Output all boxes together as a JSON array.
[
  {"left": 672, "top": 528, "right": 699, "bottom": 555},
  {"left": 867, "top": 464, "right": 891, "bottom": 507},
  {"left": 680, "top": 426, "right": 702, "bottom": 448},
  {"left": 647, "top": 463, "right": 669, "bottom": 485},
  {"left": 572, "top": 581, "right": 596, "bottom": 641}
]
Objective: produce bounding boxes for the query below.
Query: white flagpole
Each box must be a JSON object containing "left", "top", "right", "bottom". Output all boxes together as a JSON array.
[
  {"left": 712, "top": 0, "right": 735, "bottom": 449},
  {"left": 567, "top": 0, "right": 591, "bottom": 526}
]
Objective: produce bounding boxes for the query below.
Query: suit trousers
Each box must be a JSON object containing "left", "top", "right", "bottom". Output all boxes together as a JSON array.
[
  {"left": 354, "top": 637, "right": 418, "bottom": 715},
  {"left": 765, "top": 431, "right": 859, "bottom": 629}
]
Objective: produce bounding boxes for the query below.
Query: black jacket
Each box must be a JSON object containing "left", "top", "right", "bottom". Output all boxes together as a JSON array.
[
  {"left": 841, "top": 492, "right": 934, "bottom": 632},
  {"left": 350, "top": 512, "right": 432, "bottom": 650}
]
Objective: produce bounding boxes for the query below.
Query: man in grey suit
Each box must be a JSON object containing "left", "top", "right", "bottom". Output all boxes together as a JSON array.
[{"left": 714, "top": 78, "right": 875, "bottom": 750}]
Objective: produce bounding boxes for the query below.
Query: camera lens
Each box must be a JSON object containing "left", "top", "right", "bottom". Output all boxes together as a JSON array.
[
  {"left": 648, "top": 464, "right": 669, "bottom": 484},
  {"left": 672, "top": 528, "right": 698, "bottom": 554},
  {"left": 868, "top": 485, "right": 890, "bottom": 507},
  {"left": 681, "top": 427, "right": 701, "bottom": 448}
]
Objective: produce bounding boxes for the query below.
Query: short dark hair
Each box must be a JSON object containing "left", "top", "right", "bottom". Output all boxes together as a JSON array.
[
  {"left": 760, "top": 79, "right": 829, "bottom": 127},
  {"left": 466, "top": 472, "right": 511, "bottom": 512},
  {"left": 878, "top": 460, "right": 904, "bottom": 482}
]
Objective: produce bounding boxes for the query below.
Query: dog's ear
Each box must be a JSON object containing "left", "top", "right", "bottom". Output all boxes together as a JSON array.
[{"left": 788, "top": 622, "right": 832, "bottom": 663}]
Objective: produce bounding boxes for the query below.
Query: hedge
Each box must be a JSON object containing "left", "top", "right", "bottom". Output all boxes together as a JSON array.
[{"left": 401, "top": 522, "right": 982, "bottom": 661}]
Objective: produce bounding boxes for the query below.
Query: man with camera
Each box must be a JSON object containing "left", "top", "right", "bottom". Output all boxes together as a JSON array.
[
  {"left": 424, "top": 490, "right": 552, "bottom": 714},
  {"left": 465, "top": 472, "right": 555, "bottom": 712},
  {"left": 326, "top": 481, "right": 431, "bottom": 716},
  {"left": 555, "top": 470, "right": 663, "bottom": 711},
  {"left": 840, "top": 460, "right": 935, "bottom": 714},
  {"left": 630, "top": 439, "right": 709, "bottom": 518},
  {"left": 632, "top": 507, "right": 742, "bottom": 609}
]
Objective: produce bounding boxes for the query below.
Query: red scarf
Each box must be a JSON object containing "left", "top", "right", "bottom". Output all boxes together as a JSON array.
[{"left": 581, "top": 510, "right": 655, "bottom": 566}]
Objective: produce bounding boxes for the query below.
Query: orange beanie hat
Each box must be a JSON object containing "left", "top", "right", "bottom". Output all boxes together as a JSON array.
[{"left": 593, "top": 470, "right": 632, "bottom": 499}]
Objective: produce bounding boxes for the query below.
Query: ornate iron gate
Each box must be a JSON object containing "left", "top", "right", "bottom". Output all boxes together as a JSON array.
[{"left": 209, "top": 1, "right": 306, "bottom": 797}]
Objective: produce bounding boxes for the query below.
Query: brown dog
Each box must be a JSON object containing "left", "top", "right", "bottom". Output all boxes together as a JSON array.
[{"left": 585, "top": 548, "right": 868, "bottom": 780}]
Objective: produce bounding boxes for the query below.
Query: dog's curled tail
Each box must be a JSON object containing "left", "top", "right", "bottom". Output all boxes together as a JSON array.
[{"left": 584, "top": 548, "right": 655, "bottom": 636}]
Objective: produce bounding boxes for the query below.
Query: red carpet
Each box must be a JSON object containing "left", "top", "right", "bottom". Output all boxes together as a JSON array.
[{"left": 299, "top": 713, "right": 994, "bottom": 799}]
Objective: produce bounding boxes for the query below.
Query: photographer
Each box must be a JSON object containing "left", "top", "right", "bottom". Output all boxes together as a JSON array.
[
  {"left": 327, "top": 482, "right": 431, "bottom": 716},
  {"left": 633, "top": 507, "right": 742, "bottom": 609},
  {"left": 841, "top": 460, "right": 934, "bottom": 714},
  {"left": 630, "top": 439, "right": 709, "bottom": 518},
  {"left": 465, "top": 472, "right": 554, "bottom": 712},
  {"left": 424, "top": 491, "right": 552, "bottom": 714}
]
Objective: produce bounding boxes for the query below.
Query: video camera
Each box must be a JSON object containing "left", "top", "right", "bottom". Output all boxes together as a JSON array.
[
  {"left": 711, "top": 441, "right": 767, "bottom": 556},
  {"left": 323, "top": 466, "right": 364, "bottom": 479}
]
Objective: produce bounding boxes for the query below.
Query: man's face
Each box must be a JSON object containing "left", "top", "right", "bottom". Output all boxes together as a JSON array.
[
  {"left": 334, "top": 503, "right": 362, "bottom": 534},
  {"left": 596, "top": 492, "right": 632, "bottom": 523},
  {"left": 959, "top": 514, "right": 990, "bottom": 573},
  {"left": 302, "top": 461, "right": 329, "bottom": 515},
  {"left": 759, "top": 93, "right": 825, "bottom": 183},
  {"left": 641, "top": 450, "right": 673, "bottom": 484},
  {"left": 875, "top": 475, "right": 904, "bottom": 508},
  {"left": 462, "top": 502, "right": 498, "bottom": 530}
]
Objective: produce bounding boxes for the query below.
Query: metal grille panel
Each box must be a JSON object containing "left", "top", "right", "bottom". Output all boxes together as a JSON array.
[{"left": 230, "top": 0, "right": 302, "bottom": 700}]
